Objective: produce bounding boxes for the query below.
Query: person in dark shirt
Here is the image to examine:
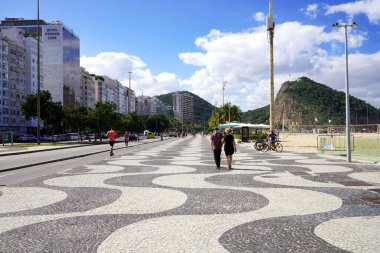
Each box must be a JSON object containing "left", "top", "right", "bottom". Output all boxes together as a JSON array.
[
  {"left": 222, "top": 128, "right": 237, "bottom": 170},
  {"left": 268, "top": 130, "right": 277, "bottom": 150},
  {"left": 211, "top": 127, "right": 223, "bottom": 169}
]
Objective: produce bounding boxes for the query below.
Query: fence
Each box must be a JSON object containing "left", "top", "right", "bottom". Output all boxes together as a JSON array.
[{"left": 318, "top": 133, "right": 380, "bottom": 163}]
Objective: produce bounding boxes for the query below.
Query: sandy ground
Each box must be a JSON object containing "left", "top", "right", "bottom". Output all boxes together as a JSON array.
[
  {"left": 278, "top": 133, "right": 319, "bottom": 153},
  {"left": 270, "top": 133, "right": 380, "bottom": 154}
]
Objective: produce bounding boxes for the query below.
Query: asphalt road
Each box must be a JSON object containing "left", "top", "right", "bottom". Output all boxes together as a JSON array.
[{"left": 0, "top": 138, "right": 175, "bottom": 185}]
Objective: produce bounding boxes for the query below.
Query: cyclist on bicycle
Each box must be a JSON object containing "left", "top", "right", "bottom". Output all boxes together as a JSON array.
[{"left": 268, "top": 130, "right": 277, "bottom": 150}]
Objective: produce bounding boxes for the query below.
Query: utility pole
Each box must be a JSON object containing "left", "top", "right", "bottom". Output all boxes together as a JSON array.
[
  {"left": 37, "top": 0, "right": 41, "bottom": 145},
  {"left": 222, "top": 78, "right": 227, "bottom": 106},
  {"left": 332, "top": 22, "right": 358, "bottom": 163},
  {"left": 128, "top": 71, "right": 132, "bottom": 113},
  {"left": 267, "top": 0, "right": 275, "bottom": 131},
  {"left": 128, "top": 71, "right": 132, "bottom": 89},
  {"left": 228, "top": 102, "right": 231, "bottom": 127}
]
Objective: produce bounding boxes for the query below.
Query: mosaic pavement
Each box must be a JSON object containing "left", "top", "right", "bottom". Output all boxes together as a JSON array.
[{"left": 0, "top": 136, "right": 380, "bottom": 252}]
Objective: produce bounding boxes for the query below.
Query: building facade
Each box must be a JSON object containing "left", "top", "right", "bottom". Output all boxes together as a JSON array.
[
  {"left": 135, "top": 95, "right": 171, "bottom": 117},
  {"left": 0, "top": 18, "right": 80, "bottom": 107},
  {"left": 0, "top": 33, "right": 27, "bottom": 135},
  {"left": 0, "top": 28, "right": 45, "bottom": 135},
  {"left": 173, "top": 91, "right": 193, "bottom": 122},
  {"left": 135, "top": 95, "right": 157, "bottom": 116},
  {"left": 80, "top": 67, "right": 95, "bottom": 109}
]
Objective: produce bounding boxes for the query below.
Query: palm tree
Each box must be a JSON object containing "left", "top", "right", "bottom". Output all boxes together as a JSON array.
[{"left": 208, "top": 103, "right": 242, "bottom": 127}]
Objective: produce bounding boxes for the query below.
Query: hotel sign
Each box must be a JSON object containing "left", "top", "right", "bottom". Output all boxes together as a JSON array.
[{"left": 43, "top": 25, "right": 62, "bottom": 41}]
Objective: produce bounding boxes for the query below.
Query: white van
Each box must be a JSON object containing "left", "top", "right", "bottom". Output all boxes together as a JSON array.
[{"left": 67, "top": 133, "right": 80, "bottom": 141}]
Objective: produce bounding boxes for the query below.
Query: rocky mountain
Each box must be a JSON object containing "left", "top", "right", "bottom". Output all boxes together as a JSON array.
[
  {"left": 155, "top": 91, "right": 215, "bottom": 123},
  {"left": 242, "top": 77, "right": 379, "bottom": 127}
]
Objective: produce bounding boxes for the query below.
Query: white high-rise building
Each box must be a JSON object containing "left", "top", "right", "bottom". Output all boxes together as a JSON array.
[
  {"left": 173, "top": 91, "right": 193, "bottom": 122},
  {"left": 0, "top": 33, "right": 26, "bottom": 135},
  {"left": 0, "top": 28, "right": 45, "bottom": 134},
  {"left": 0, "top": 18, "right": 80, "bottom": 107}
]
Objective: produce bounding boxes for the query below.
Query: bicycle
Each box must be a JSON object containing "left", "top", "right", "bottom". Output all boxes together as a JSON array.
[{"left": 268, "top": 140, "right": 283, "bottom": 152}]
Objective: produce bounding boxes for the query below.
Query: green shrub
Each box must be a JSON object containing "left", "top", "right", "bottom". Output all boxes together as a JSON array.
[{"left": 250, "top": 133, "right": 267, "bottom": 140}]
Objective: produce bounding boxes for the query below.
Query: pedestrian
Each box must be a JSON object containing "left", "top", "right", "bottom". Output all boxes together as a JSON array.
[
  {"left": 124, "top": 131, "right": 129, "bottom": 148},
  {"left": 106, "top": 127, "right": 117, "bottom": 156},
  {"left": 211, "top": 127, "right": 223, "bottom": 169},
  {"left": 160, "top": 132, "right": 163, "bottom": 141},
  {"left": 222, "top": 128, "right": 237, "bottom": 170}
]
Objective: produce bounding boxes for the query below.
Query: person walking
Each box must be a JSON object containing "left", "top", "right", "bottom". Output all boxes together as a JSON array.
[
  {"left": 211, "top": 127, "right": 223, "bottom": 169},
  {"left": 124, "top": 131, "right": 129, "bottom": 148},
  {"left": 222, "top": 128, "right": 237, "bottom": 170},
  {"left": 106, "top": 127, "right": 117, "bottom": 156}
]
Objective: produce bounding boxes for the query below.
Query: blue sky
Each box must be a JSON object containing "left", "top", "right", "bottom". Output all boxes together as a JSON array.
[{"left": 1, "top": 0, "right": 380, "bottom": 111}]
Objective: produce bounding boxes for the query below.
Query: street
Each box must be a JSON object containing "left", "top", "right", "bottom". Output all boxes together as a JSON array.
[{"left": 0, "top": 135, "right": 379, "bottom": 252}]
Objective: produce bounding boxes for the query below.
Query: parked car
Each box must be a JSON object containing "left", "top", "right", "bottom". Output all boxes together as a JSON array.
[
  {"left": 129, "top": 133, "right": 139, "bottom": 141},
  {"left": 146, "top": 132, "right": 155, "bottom": 139},
  {"left": 67, "top": 133, "right": 80, "bottom": 141},
  {"left": 16, "top": 135, "right": 36, "bottom": 142},
  {"left": 41, "top": 135, "right": 52, "bottom": 142},
  {"left": 52, "top": 135, "right": 62, "bottom": 142}
]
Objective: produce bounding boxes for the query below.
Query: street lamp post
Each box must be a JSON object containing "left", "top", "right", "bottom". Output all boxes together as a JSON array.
[
  {"left": 222, "top": 78, "right": 227, "bottom": 106},
  {"left": 228, "top": 102, "right": 231, "bottom": 127},
  {"left": 37, "top": 0, "right": 41, "bottom": 145},
  {"left": 128, "top": 71, "right": 132, "bottom": 113},
  {"left": 332, "top": 22, "right": 358, "bottom": 163},
  {"left": 267, "top": 0, "right": 275, "bottom": 131}
]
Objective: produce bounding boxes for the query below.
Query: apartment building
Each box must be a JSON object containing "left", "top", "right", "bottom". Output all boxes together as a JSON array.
[
  {"left": 0, "top": 18, "right": 80, "bottom": 107},
  {"left": 173, "top": 91, "right": 193, "bottom": 122},
  {"left": 0, "top": 33, "right": 27, "bottom": 134},
  {"left": 80, "top": 67, "right": 95, "bottom": 109}
]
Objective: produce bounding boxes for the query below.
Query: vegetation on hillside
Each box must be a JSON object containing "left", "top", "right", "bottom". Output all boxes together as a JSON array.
[
  {"left": 241, "top": 105, "right": 269, "bottom": 124},
  {"left": 155, "top": 91, "right": 215, "bottom": 124},
  {"left": 241, "top": 77, "right": 379, "bottom": 126}
]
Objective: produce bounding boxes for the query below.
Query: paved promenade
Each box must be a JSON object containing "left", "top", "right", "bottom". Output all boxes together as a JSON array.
[{"left": 0, "top": 135, "right": 379, "bottom": 252}]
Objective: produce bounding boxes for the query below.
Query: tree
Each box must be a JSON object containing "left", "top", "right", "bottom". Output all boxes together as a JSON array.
[
  {"left": 88, "top": 102, "right": 121, "bottom": 136},
  {"left": 122, "top": 112, "right": 144, "bottom": 133},
  {"left": 20, "top": 90, "right": 63, "bottom": 134},
  {"left": 145, "top": 113, "right": 169, "bottom": 133},
  {"left": 208, "top": 103, "right": 242, "bottom": 128},
  {"left": 63, "top": 106, "right": 90, "bottom": 134}
]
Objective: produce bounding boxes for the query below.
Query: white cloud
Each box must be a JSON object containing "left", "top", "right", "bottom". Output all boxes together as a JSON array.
[
  {"left": 325, "top": 0, "right": 380, "bottom": 24},
  {"left": 253, "top": 12, "right": 266, "bottom": 22},
  {"left": 302, "top": 3, "right": 319, "bottom": 19},
  {"left": 81, "top": 22, "right": 379, "bottom": 114},
  {"left": 80, "top": 52, "right": 182, "bottom": 97},
  {"left": 179, "top": 22, "right": 379, "bottom": 111}
]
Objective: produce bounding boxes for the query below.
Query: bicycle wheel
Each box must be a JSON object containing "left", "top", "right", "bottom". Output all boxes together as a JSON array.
[
  {"left": 275, "top": 142, "right": 283, "bottom": 152},
  {"left": 261, "top": 142, "right": 269, "bottom": 152},
  {"left": 254, "top": 141, "right": 263, "bottom": 151}
]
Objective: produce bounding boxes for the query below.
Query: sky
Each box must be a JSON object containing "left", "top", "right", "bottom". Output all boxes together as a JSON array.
[{"left": 1, "top": 0, "right": 380, "bottom": 111}]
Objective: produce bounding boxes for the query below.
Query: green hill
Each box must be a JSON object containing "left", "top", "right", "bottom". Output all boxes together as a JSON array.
[
  {"left": 155, "top": 91, "right": 215, "bottom": 123},
  {"left": 241, "top": 105, "right": 269, "bottom": 124},
  {"left": 241, "top": 77, "right": 380, "bottom": 126}
]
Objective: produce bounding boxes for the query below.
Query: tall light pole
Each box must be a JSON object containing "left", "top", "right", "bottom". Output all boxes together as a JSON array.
[
  {"left": 128, "top": 71, "right": 132, "bottom": 113},
  {"left": 228, "top": 102, "right": 231, "bottom": 127},
  {"left": 128, "top": 71, "right": 132, "bottom": 89},
  {"left": 267, "top": 0, "right": 275, "bottom": 131},
  {"left": 222, "top": 78, "right": 227, "bottom": 106},
  {"left": 332, "top": 22, "right": 358, "bottom": 163},
  {"left": 37, "top": 0, "right": 41, "bottom": 145}
]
